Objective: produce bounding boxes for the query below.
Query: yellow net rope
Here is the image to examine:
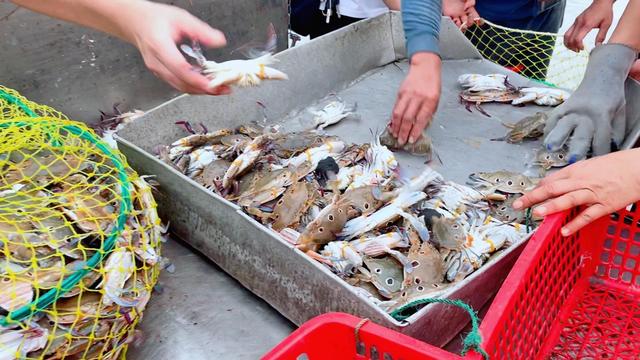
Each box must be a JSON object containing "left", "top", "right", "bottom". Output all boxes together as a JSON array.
[
  {"left": 0, "top": 87, "right": 162, "bottom": 359},
  {"left": 464, "top": 19, "right": 591, "bottom": 90}
]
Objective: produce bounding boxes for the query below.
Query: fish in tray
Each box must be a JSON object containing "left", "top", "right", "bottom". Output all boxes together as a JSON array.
[{"left": 157, "top": 119, "right": 537, "bottom": 317}]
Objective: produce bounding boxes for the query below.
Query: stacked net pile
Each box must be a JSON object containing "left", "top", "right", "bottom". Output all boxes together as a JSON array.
[
  {"left": 0, "top": 87, "right": 162, "bottom": 359},
  {"left": 464, "top": 19, "right": 591, "bottom": 90}
]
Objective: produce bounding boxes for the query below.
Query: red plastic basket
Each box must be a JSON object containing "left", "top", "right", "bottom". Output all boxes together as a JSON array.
[
  {"left": 478, "top": 204, "right": 640, "bottom": 359},
  {"left": 264, "top": 204, "right": 640, "bottom": 360},
  {"left": 262, "top": 312, "right": 461, "bottom": 360}
]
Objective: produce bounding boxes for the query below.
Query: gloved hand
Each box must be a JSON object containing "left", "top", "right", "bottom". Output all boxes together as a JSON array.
[{"left": 544, "top": 44, "right": 637, "bottom": 162}]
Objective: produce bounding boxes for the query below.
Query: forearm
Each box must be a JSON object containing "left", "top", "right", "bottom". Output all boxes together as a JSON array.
[
  {"left": 609, "top": 0, "right": 640, "bottom": 51},
  {"left": 402, "top": 0, "right": 442, "bottom": 59},
  {"left": 383, "top": 0, "right": 401, "bottom": 11},
  {"left": 10, "top": 0, "right": 139, "bottom": 43}
]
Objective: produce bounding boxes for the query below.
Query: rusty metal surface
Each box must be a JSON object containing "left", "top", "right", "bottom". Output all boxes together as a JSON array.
[{"left": 0, "top": 0, "right": 288, "bottom": 123}]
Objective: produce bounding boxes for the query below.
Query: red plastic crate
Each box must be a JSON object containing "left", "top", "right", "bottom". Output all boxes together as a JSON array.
[
  {"left": 262, "top": 312, "right": 461, "bottom": 360},
  {"left": 478, "top": 204, "right": 640, "bottom": 359},
  {"left": 265, "top": 204, "right": 640, "bottom": 360}
]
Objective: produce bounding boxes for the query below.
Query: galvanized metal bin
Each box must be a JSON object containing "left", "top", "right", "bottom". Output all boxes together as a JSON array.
[{"left": 116, "top": 13, "right": 639, "bottom": 346}]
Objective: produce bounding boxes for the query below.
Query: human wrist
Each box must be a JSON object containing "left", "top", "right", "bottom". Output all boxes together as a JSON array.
[
  {"left": 106, "top": 0, "right": 153, "bottom": 44},
  {"left": 626, "top": 148, "right": 640, "bottom": 193},
  {"left": 586, "top": 44, "right": 637, "bottom": 81},
  {"left": 410, "top": 52, "right": 441, "bottom": 68}
]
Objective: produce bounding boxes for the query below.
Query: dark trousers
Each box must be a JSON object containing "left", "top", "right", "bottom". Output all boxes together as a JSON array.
[
  {"left": 291, "top": 0, "right": 362, "bottom": 39},
  {"left": 465, "top": 0, "right": 566, "bottom": 81}
]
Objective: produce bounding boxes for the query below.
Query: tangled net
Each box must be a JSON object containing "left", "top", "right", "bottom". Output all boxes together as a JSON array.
[
  {"left": 0, "top": 86, "right": 162, "bottom": 359},
  {"left": 465, "top": 19, "right": 591, "bottom": 90}
]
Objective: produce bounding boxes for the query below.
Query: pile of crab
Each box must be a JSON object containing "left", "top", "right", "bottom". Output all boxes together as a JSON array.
[
  {"left": 0, "top": 147, "right": 163, "bottom": 359},
  {"left": 159, "top": 122, "right": 539, "bottom": 314}
]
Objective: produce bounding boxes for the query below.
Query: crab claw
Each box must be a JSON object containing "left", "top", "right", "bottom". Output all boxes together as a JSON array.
[
  {"left": 305, "top": 250, "right": 333, "bottom": 265},
  {"left": 175, "top": 120, "right": 196, "bottom": 134}
]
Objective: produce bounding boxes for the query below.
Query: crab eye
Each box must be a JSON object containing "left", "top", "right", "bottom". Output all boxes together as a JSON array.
[
  {"left": 417, "top": 286, "right": 425, "bottom": 292},
  {"left": 318, "top": 227, "right": 324, "bottom": 233},
  {"left": 507, "top": 180, "right": 513, "bottom": 186},
  {"left": 495, "top": 178, "right": 500, "bottom": 183},
  {"left": 432, "top": 284, "right": 439, "bottom": 288},
  {"left": 452, "top": 224, "right": 459, "bottom": 229},
  {"left": 364, "top": 203, "right": 370, "bottom": 210},
  {"left": 411, "top": 260, "right": 420, "bottom": 268},
  {"left": 386, "top": 278, "right": 394, "bottom": 285},
  {"left": 500, "top": 206, "right": 507, "bottom": 211},
  {"left": 274, "top": 214, "right": 280, "bottom": 219},
  {"left": 338, "top": 209, "right": 343, "bottom": 213},
  {"left": 520, "top": 182, "right": 525, "bottom": 186},
  {"left": 278, "top": 199, "right": 284, "bottom": 205},
  {"left": 401, "top": 291, "right": 407, "bottom": 297},
  {"left": 328, "top": 214, "right": 334, "bottom": 221},
  {"left": 545, "top": 155, "right": 551, "bottom": 160},
  {"left": 375, "top": 268, "right": 382, "bottom": 274},
  {"left": 414, "top": 278, "right": 421, "bottom": 284},
  {"left": 215, "top": 176, "right": 221, "bottom": 181},
  {"left": 558, "top": 154, "right": 564, "bottom": 159}
]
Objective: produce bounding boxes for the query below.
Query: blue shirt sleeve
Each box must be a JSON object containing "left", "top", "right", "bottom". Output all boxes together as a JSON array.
[{"left": 402, "top": 0, "right": 442, "bottom": 59}]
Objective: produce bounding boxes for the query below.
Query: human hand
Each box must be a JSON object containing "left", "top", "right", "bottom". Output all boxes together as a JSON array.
[
  {"left": 442, "top": 0, "right": 468, "bottom": 28},
  {"left": 543, "top": 44, "right": 637, "bottom": 161},
  {"left": 390, "top": 52, "right": 441, "bottom": 146},
  {"left": 118, "top": 1, "right": 230, "bottom": 95},
  {"left": 631, "top": 59, "right": 640, "bottom": 81},
  {"left": 564, "top": 0, "right": 615, "bottom": 52},
  {"left": 442, "top": 0, "right": 478, "bottom": 29},
  {"left": 513, "top": 148, "right": 640, "bottom": 236}
]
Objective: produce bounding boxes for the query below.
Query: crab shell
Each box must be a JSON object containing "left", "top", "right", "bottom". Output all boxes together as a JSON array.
[
  {"left": 202, "top": 54, "right": 289, "bottom": 89},
  {"left": 271, "top": 181, "right": 317, "bottom": 231}
]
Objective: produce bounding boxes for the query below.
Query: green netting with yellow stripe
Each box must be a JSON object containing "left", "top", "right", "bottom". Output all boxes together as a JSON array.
[
  {"left": 464, "top": 19, "right": 590, "bottom": 90},
  {"left": 0, "top": 85, "right": 162, "bottom": 359}
]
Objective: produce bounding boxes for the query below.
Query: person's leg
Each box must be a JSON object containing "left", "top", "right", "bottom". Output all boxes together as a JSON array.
[
  {"left": 291, "top": 0, "right": 364, "bottom": 39},
  {"left": 290, "top": 0, "right": 318, "bottom": 37},
  {"left": 518, "top": 0, "right": 566, "bottom": 80},
  {"left": 465, "top": 1, "right": 566, "bottom": 81}
]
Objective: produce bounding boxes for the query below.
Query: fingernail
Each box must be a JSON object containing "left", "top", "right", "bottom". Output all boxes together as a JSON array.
[
  {"left": 561, "top": 227, "right": 570, "bottom": 236},
  {"left": 568, "top": 155, "right": 578, "bottom": 164},
  {"left": 535, "top": 206, "right": 546, "bottom": 216},
  {"left": 512, "top": 200, "right": 522, "bottom": 209},
  {"left": 409, "top": 136, "right": 415, "bottom": 144}
]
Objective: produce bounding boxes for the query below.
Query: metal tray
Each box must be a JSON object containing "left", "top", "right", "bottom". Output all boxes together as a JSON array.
[{"left": 116, "top": 13, "right": 638, "bottom": 346}]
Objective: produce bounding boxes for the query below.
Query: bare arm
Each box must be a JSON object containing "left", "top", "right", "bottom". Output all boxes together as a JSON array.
[
  {"left": 11, "top": 0, "right": 134, "bottom": 41},
  {"left": 10, "top": 0, "right": 228, "bottom": 95},
  {"left": 609, "top": 0, "right": 640, "bottom": 50},
  {"left": 389, "top": 0, "right": 443, "bottom": 145},
  {"left": 382, "top": 0, "right": 401, "bottom": 11}
]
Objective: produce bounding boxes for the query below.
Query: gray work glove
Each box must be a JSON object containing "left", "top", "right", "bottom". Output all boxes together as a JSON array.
[{"left": 544, "top": 44, "right": 638, "bottom": 163}]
